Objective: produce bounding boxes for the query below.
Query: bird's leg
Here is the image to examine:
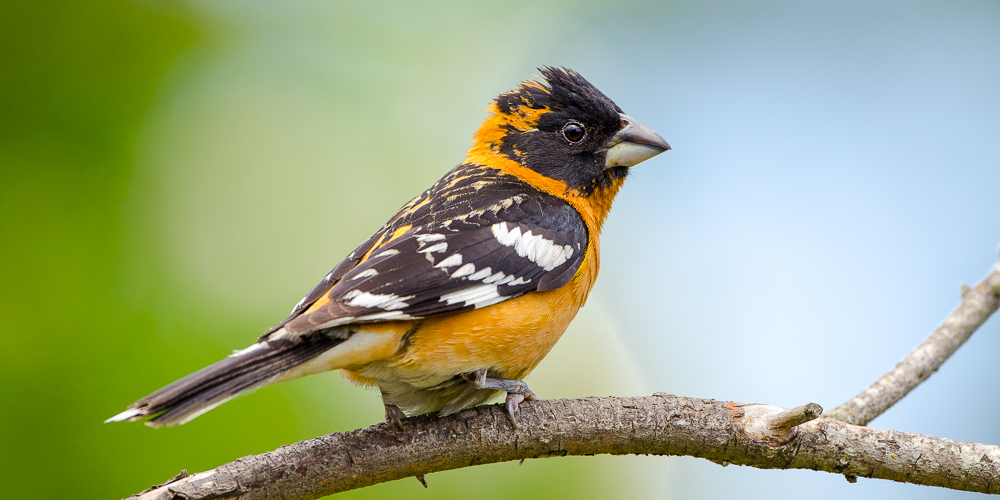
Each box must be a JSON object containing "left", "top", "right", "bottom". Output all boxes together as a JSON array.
[{"left": 462, "top": 369, "right": 538, "bottom": 428}]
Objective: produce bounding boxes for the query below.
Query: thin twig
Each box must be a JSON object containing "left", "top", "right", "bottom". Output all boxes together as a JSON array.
[
  {"left": 125, "top": 394, "right": 1000, "bottom": 500},
  {"left": 824, "top": 258, "right": 1000, "bottom": 425}
]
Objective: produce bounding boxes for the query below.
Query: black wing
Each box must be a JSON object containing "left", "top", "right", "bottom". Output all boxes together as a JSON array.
[{"left": 269, "top": 164, "right": 588, "bottom": 336}]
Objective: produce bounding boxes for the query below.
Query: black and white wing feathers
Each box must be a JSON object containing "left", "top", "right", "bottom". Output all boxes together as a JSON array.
[{"left": 270, "top": 164, "right": 589, "bottom": 336}]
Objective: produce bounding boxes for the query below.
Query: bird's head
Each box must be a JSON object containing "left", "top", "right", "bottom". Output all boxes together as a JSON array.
[{"left": 467, "top": 67, "right": 669, "bottom": 201}]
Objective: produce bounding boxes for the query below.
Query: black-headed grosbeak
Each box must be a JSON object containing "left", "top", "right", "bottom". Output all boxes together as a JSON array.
[{"left": 107, "top": 67, "right": 669, "bottom": 428}]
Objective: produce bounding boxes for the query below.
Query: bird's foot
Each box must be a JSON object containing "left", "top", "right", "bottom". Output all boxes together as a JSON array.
[
  {"left": 462, "top": 369, "right": 538, "bottom": 428},
  {"left": 384, "top": 403, "right": 406, "bottom": 432},
  {"left": 503, "top": 391, "right": 539, "bottom": 428}
]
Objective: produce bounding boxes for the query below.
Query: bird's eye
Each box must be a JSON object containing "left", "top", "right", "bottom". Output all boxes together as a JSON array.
[{"left": 561, "top": 122, "right": 586, "bottom": 144}]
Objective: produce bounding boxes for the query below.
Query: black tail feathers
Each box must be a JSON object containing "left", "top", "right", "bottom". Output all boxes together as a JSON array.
[{"left": 106, "top": 330, "right": 348, "bottom": 427}]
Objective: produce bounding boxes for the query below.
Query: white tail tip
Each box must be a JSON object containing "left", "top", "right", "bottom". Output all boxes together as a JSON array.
[{"left": 104, "top": 407, "right": 142, "bottom": 424}]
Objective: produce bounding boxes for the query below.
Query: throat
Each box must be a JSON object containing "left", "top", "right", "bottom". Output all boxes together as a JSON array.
[{"left": 570, "top": 176, "right": 625, "bottom": 233}]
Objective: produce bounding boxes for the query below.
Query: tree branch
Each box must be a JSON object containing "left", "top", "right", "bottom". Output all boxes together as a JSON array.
[
  {"left": 125, "top": 254, "right": 1000, "bottom": 500},
  {"left": 824, "top": 260, "right": 1000, "bottom": 425},
  {"left": 128, "top": 394, "right": 1000, "bottom": 500}
]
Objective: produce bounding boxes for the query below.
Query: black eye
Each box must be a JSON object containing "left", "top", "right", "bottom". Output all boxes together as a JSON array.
[{"left": 561, "top": 122, "right": 586, "bottom": 143}]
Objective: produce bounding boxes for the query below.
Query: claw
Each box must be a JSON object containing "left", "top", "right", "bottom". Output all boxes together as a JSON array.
[
  {"left": 505, "top": 393, "right": 526, "bottom": 427},
  {"left": 384, "top": 404, "right": 406, "bottom": 432}
]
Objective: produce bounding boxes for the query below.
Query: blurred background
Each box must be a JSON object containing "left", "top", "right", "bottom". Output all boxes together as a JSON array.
[{"left": 2, "top": 0, "right": 999, "bottom": 498}]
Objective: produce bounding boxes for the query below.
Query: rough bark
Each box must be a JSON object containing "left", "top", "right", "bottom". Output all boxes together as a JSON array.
[
  {"left": 128, "top": 394, "right": 1000, "bottom": 500},
  {"left": 824, "top": 261, "right": 1000, "bottom": 425}
]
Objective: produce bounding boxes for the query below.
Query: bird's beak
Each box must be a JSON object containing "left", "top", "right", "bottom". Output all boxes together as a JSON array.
[{"left": 604, "top": 113, "right": 670, "bottom": 168}]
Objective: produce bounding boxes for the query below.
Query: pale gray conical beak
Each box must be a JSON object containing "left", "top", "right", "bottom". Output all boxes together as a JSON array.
[{"left": 604, "top": 113, "right": 670, "bottom": 168}]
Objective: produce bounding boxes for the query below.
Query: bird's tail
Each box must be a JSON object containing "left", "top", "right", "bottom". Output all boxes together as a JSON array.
[{"left": 105, "top": 329, "right": 349, "bottom": 428}]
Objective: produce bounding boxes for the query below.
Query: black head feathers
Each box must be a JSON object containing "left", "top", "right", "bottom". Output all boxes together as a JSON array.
[{"left": 494, "top": 67, "right": 622, "bottom": 128}]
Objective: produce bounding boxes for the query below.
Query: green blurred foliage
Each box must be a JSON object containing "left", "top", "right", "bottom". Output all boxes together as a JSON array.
[{"left": 0, "top": 1, "right": 650, "bottom": 498}]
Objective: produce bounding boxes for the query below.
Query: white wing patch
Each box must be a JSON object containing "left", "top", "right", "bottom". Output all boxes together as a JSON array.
[
  {"left": 418, "top": 242, "right": 448, "bottom": 254},
  {"left": 415, "top": 233, "right": 446, "bottom": 243},
  {"left": 351, "top": 269, "right": 379, "bottom": 280},
  {"left": 491, "top": 222, "right": 574, "bottom": 271},
  {"left": 342, "top": 290, "right": 414, "bottom": 311},
  {"left": 468, "top": 266, "right": 492, "bottom": 281},
  {"left": 443, "top": 260, "right": 532, "bottom": 285},
  {"left": 434, "top": 253, "right": 463, "bottom": 269},
  {"left": 483, "top": 271, "right": 517, "bottom": 285},
  {"left": 415, "top": 233, "right": 448, "bottom": 254},
  {"left": 439, "top": 284, "right": 507, "bottom": 308},
  {"left": 451, "top": 263, "right": 476, "bottom": 278}
]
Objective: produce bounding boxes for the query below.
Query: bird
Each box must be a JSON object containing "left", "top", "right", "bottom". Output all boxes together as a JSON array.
[{"left": 106, "top": 67, "right": 669, "bottom": 429}]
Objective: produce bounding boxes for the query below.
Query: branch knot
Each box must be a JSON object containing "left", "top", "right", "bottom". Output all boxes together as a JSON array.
[{"left": 735, "top": 403, "right": 823, "bottom": 445}]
